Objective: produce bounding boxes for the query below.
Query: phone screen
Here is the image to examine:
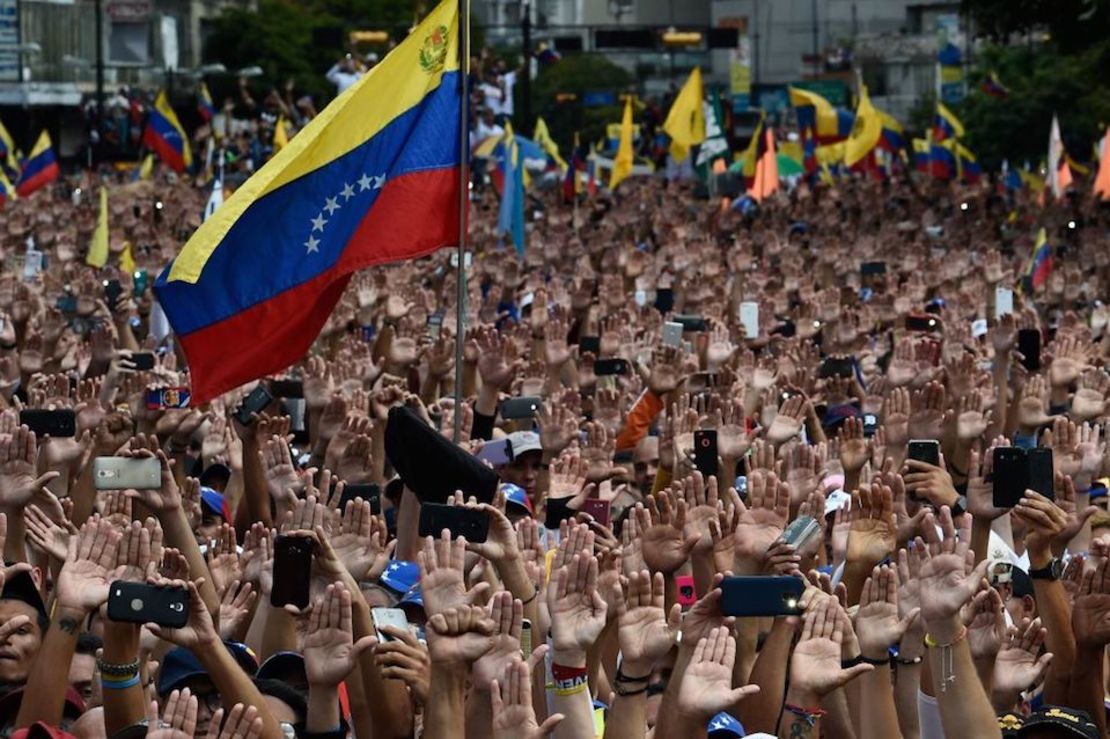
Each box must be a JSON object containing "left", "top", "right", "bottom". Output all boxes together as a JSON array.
[
  {"left": 272, "top": 535, "right": 313, "bottom": 609},
  {"left": 1018, "top": 329, "right": 1041, "bottom": 371},
  {"left": 739, "top": 302, "right": 759, "bottom": 339},
  {"left": 992, "top": 447, "right": 1026, "bottom": 508},
  {"left": 995, "top": 287, "right": 1014, "bottom": 318}
]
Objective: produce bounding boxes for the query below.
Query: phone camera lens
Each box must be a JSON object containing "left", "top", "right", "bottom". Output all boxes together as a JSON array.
[{"left": 131, "top": 598, "right": 144, "bottom": 611}]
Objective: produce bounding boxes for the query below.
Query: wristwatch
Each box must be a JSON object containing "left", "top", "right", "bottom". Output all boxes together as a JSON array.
[{"left": 1028, "top": 558, "right": 1063, "bottom": 581}]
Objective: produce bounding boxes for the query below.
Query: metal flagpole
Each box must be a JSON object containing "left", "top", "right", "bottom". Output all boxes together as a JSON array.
[{"left": 452, "top": 0, "right": 470, "bottom": 443}]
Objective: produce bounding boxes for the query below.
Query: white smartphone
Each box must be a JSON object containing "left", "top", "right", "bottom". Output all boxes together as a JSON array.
[
  {"left": 995, "top": 287, "right": 1014, "bottom": 319},
  {"left": 662, "top": 321, "right": 684, "bottom": 348},
  {"left": 371, "top": 607, "right": 410, "bottom": 642},
  {"left": 971, "top": 319, "right": 988, "bottom": 338},
  {"left": 739, "top": 302, "right": 759, "bottom": 339},
  {"left": 634, "top": 290, "right": 648, "bottom": 307}
]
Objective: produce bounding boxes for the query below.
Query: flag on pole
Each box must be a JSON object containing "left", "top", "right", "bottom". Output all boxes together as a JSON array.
[
  {"left": 155, "top": 0, "right": 464, "bottom": 403},
  {"left": 844, "top": 86, "right": 882, "bottom": 168},
  {"left": 740, "top": 114, "right": 766, "bottom": 187},
  {"left": 1094, "top": 128, "right": 1110, "bottom": 201},
  {"left": 86, "top": 187, "right": 110, "bottom": 268},
  {"left": 532, "top": 117, "right": 566, "bottom": 170},
  {"left": 15, "top": 131, "right": 60, "bottom": 197},
  {"left": 198, "top": 83, "right": 216, "bottom": 122},
  {"left": 610, "top": 96, "right": 634, "bottom": 190},
  {"left": 119, "top": 241, "right": 136, "bottom": 274},
  {"left": 1047, "top": 114, "right": 1071, "bottom": 200},
  {"left": 788, "top": 86, "right": 854, "bottom": 143},
  {"left": 981, "top": 71, "right": 1009, "bottom": 98},
  {"left": 143, "top": 91, "right": 193, "bottom": 173},
  {"left": 1022, "top": 228, "right": 1052, "bottom": 292},
  {"left": 0, "top": 117, "right": 13, "bottom": 159},
  {"left": 932, "top": 102, "right": 965, "bottom": 141},
  {"left": 497, "top": 124, "right": 525, "bottom": 255},
  {"left": 273, "top": 116, "right": 290, "bottom": 152},
  {"left": 663, "top": 67, "right": 706, "bottom": 163}
]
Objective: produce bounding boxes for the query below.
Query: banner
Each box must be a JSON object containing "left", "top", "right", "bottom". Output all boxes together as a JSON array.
[
  {"left": 936, "top": 13, "right": 965, "bottom": 104},
  {"left": 0, "top": 0, "right": 18, "bottom": 82},
  {"left": 720, "top": 16, "right": 751, "bottom": 111}
]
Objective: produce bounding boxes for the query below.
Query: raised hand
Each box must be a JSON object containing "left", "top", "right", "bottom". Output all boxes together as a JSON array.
[
  {"left": 490, "top": 659, "right": 564, "bottom": 739},
  {"left": 374, "top": 625, "right": 431, "bottom": 705},
  {"left": 418, "top": 530, "right": 485, "bottom": 617},
  {"left": 204, "top": 704, "right": 263, "bottom": 739},
  {"left": 547, "top": 550, "right": 607, "bottom": 664},
  {"left": 217, "top": 580, "right": 257, "bottom": 641},
  {"left": 1072, "top": 558, "right": 1110, "bottom": 648},
  {"left": 846, "top": 479, "right": 897, "bottom": 570},
  {"left": 993, "top": 618, "right": 1052, "bottom": 709},
  {"left": 426, "top": 604, "right": 496, "bottom": 666},
  {"left": 855, "top": 564, "right": 919, "bottom": 659},
  {"left": 634, "top": 495, "right": 699, "bottom": 575},
  {"left": 145, "top": 688, "right": 198, "bottom": 739},
  {"left": 145, "top": 579, "right": 219, "bottom": 649},
  {"left": 789, "top": 596, "right": 874, "bottom": 700},
  {"left": 766, "top": 395, "right": 805, "bottom": 444},
  {"left": 733, "top": 470, "right": 790, "bottom": 571},
  {"left": 914, "top": 507, "right": 990, "bottom": 636},
  {"left": 963, "top": 586, "right": 1006, "bottom": 663},
  {"left": 472, "top": 591, "right": 528, "bottom": 692},
  {"left": 617, "top": 570, "right": 681, "bottom": 674},
  {"left": 55, "top": 518, "right": 121, "bottom": 614},
  {"left": 303, "top": 582, "right": 376, "bottom": 687},
  {"left": 0, "top": 426, "right": 59, "bottom": 508},
  {"left": 677, "top": 626, "right": 760, "bottom": 718}
]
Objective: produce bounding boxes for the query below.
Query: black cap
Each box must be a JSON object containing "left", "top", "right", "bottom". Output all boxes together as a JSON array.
[
  {"left": 1019, "top": 706, "right": 1100, "bottom": 739},
  {"left": 1010, "top": 567, "right": 1035, "bottom": 599},
  {"left": 384, "top": 406, "right": 497, "bottom": 504},
  {"left": 0, "top": 569, "right": 47, "bottom": 623}
]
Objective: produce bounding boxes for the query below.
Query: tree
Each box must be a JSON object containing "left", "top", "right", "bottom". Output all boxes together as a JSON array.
[{"left": 524, "top": 54, "right": 632, "bottom": 152}]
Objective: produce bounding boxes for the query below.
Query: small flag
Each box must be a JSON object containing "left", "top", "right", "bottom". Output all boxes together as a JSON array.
[
  {"left": 120, "top": 241, "right": 136, "bottom": 273},
  {"left": 1094, "top": 128, "right": 1110, "bottom": 201},
  {"left": 1047, "top": 114, "right": 1071, "bottom": 200},
  {"left": 0, "top": 117, "right": 13, "bottom": 159},
  {"left": 662, "top": 67, "right": 706, "bottom": 163},
  {"left": 198, "top": 83, "right": 216, "bottom": 123},
  {"left": 932, "top": 102, "right": 965, "bottom": 142},
  {"left": 86, "top": 187, "right": 110, "bottom": 268},
  {"left": 609, "top": 96, "right": 634, "bottom": 190},
  {"left": 845, "top": 86, "right": 883, "bottom": 168},
  {"left": 534, "top": 44, "right": 561, "bottom": 64},
  {"left": 15, "top": 131, "right": 60, "bottom": 197},
  {"left": 981, "top": 71, "right": 1009, "bottom": 98},
  {"left": 143, "top": 91, "right": 193, "bottom": 173},
  {"left": 1022, "top": 228, "right": 1052, "bottom": 292},
  {"left": 532, "top": 117, "right": 566, "bottom": 170},
  {"left": 788, "top": 86, "right": 854, "bottom": 143}
]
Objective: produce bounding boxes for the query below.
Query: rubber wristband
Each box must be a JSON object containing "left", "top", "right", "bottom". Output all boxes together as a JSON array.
[
  {"left": 101, "top": 674, "right": 141, "bottom": 690},
  {"left": 97, "top": 657, "right": 141, "bottom": 677},
  {"left": 520, "top": 587, "right": 540, "bottom": 606},
  {"left": 840, "top": 654, "right": 863, "bottom": 669},
  {"left": 615, "top": 667, "right": 652, "bottom": 683},
  {"left": 924, "top": 625, "right": 968, "bottom": 649},
  {"left": 860, "top": 655, "right": 891, "bottom": 666}
]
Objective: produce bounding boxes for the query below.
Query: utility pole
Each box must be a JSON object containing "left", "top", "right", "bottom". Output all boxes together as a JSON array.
[
  {"left": 94, "top": 0, "right": 104, "bottom": 119},
  {"left": 520, "top": 0, "right": 531, "bottom": 131},
  {"left": 811, "top": 0, "right": 819, "bottom": 76},
  {"left": 752, "top": 0, "right": 759, "bottom": 86}
]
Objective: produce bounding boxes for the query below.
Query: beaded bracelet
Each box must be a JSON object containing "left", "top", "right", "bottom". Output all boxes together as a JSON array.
[{"left": 97, "top": 657, "right": 141, "bottom": 678}]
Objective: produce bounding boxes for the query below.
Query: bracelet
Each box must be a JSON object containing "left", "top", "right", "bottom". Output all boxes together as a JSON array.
[
  {"left": 97, "top": 657, "right": 141, "bottom": 678},
  {"left": 784, "top": 703, "right": 826, "bottom": 727},
  {"left": 896, "top": 655, "right": 923, "bottom": 666},
  {"left": 840, "top": 655, "right": 863, "bottom": 669},
  {"left": 861, "top": 655, "right": 891, "bottom": 666},
  {"left": 923, "top": 625, "right": 967, "bottom": 649},
  {"left": 520, "top": 587, "right": 540, "bottom": 606},
  {"left": 101, "top": 674, "right": 141, "bottom": 690},
  {"left": 613, "top": 682, "right": 648, "bottom": 697},
  {"left": 552, "top": 663, "right": 588, "bottom": 696},
  {"left": 615, "top": 667, "right": 652, "bottom": 683}
]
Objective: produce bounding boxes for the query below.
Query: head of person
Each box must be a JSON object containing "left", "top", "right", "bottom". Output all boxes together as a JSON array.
[
  {"left": 0, "top": 571, "right": 49, "bottom": 687},
  {"left": 68, "top": 633, "right": 103, "bottom": 708},
  {"left": 995, "top": 566, "right": 1036, "bottom": 626},
  {"left": 498, "top": 432, "right": 543, "bottom": 498},
  {"left": 633, "top": 435, "right": 659, "bottom": 494},
  {"left": 196, "top": 487, "right": 229, "bottom": 544},
  {"left": 253, "top": 678, "right": 307, "bottom": 733},
  {"left": 158, "top": 644, "right": 256, "bottom": 736}
]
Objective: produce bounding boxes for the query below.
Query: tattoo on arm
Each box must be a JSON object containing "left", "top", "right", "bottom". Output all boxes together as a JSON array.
[
  {"left": 57, "top": 617, "right": 80, "bottom": 634},
  {"left": 787, "top": 717, "right": 815, "bottom": 738}
]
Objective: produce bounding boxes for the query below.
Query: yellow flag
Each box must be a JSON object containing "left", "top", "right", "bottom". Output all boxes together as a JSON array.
[
  {"left": 119, "top": 241, "right": 135, "bottom": 273},
  {"left": 609, "top": 96, "right": 634, "bottom": 190},
  {"left": 663, "top": 67, "right": 706, "bottom": 162},
  {"left": 86, "top": 187, "right": 109, "bottom": 268},
  {"left": 533, "top": 117, "right": 566, "bottom": 170},
  {"left": 274, "top": 116, "right": 290, "bottom": 152},
  {"left": 138, "top": 154, "right": 153, "bottom": 181},
  {"left": 844, "top": 85, "right": 882, "bottom": 168}
]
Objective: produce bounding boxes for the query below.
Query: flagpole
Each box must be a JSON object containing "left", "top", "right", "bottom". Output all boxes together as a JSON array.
[{"left": 452, "top": 0, "right": 470, "bottom": 444}]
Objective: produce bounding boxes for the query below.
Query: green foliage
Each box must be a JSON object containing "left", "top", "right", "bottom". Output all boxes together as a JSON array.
[
  {"left": 961, "top": 0, "right": 1108, "bottom": 53},
  {"left": 523, "top": 53, "right": 632, "bottom": 151},
  {"left": 907, "top": 91, "right": 936, "bottom": 138}
]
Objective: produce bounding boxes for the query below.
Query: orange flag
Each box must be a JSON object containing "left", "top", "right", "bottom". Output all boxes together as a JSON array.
[
  {"left": 751, "top": 128, "right": 780, "bottom": 202},
  {"left": 1095, "top": 129, "right": 1110, "bottom": 201}
]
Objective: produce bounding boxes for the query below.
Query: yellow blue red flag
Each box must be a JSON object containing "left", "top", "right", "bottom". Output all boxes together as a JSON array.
[
  {"left": 15, "top": 131, "right": 59, "bottom": 197},
  {"left": 197, "top": 83, "right": 216, "bottom": 122},
  {"left": 0, "top": 168, "right": 14, "bottom": 208},
  {"left": 788, "top": 86, "right": 854, "bottom": 143},
  {"left": 932, "top": 102, "right": 964, "bottom": 142},
  {"left": 143, "top": 91, "right": 192, "bottom": 173},
  {"left": 0, "top": 117, "right": 13, "bottom": 159},
  {"left": 155, "top": 0, "right": 463, "bottom": 402}
]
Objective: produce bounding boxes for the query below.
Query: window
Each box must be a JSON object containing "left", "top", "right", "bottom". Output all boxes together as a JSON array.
[{"left": 109, "top": 21, "right": 151, "bottom": 64}]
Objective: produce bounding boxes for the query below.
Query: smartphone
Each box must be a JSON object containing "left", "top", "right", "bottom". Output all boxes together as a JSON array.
[
  {"left": 371, "top": 607, "right": 409, "bottom": 642},
  {"left": 654, "top": 288, "right": 675, "bottom": 314},
  {"left": 594, "top": 358, "right": 630, "bottom": 376},
  {"left": 861, "top": 261, "right": 887, "bottom": 276},
  {"left": 581, "top": 498, "right": 611, "bottom": 527},
  {"left": 501, "top": 396, "right": 541, "bottom": 420},
  {"left": 341, "top": 483, "right": 381, "bottom": 515},
  {"left": 235, "top": 385, "right": 273, "bottom": 426},
  {"left": 720, "top": 576, "right": 805, "bottom": 617},
  {"left": 56, "top": 295, "right": 77, "bottom": 313},
  {"left": 907, "top": 440, "right": 940, "bottom": 467},
  {"left": 862, "top": 413, "right": 878, "bottom": 437},
  {"left": 579, "top": 336, "right": 601, "bottom": 354},
  {"left": 272, "top": 535, "right": 313, "bottom": 609},
  {"left": 995, "top": 287, "right": 1014, "bottom": 319},
  {"left": 675, "top": 574, "right": 697, "bottom": 607},
  {"left": 104, "top": 279, "right": 123, "bottom": 309},
  {"left": 992, "top": 447, "right": 1027, "bottom": 508},
  {"left": 520, "top": 618, "right": 532, "bottom": 659},
  {"left": 1026, "top": 447, "right": 1054, "bottom": 500},
  {"left": 673, "top": 315, "right": 708, "bottom": 333},
  {"left": 693, "top": 429, "right": 718, "bottom": 478},
  {"left": 268, "top": 379, "right": 304, "bottom": 398},
  {"left": 129, "top": 352, "right": 156, "bottom": 371},
  {"left": 93, "top": 457, "right": 161, "bottom": 490},
  {"left": 107, "top": 582, "right": 188, "bottom": 628},
  {"left": 144, "top": 387, "right": 191, "bottom": 410},
  {"left": 427, "top": 313, "right": 443, "bottom": 340},
  {"left": 906, "top": 314, "right": 940, "bottom": 332},
  {"left": 133, "top": 270, "right": 150, "bottom": 297},
  {"left": 782, "top": 516, "right": 820, "bottom": 550},
  {"left": 818, "top": 356, "right": 854, "bottom": 379},
  {"left": 1018, "top": 328, "right": 1041, "bottom": 371},
  {"left": 19, "top": 409, "right": 76, "bottom": 438},
  {"left": 739, "top": 302, "right": 759, "bottom": 339},
  {"left": 662, "top": 321, "right": 684, "bottom": 348},
  {"left": 418, "top": 503, "right": 490, "bottom": 543}
]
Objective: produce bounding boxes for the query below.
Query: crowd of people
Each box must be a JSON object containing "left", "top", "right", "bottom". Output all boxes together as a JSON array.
[{"left": 0, "top": 115, "right": 1109, "bottom": 739}]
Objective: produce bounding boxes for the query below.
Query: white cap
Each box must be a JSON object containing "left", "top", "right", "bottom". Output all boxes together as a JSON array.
[
  {"left": 507, "top": 431, "right": 542, "bottom": 459},
  {"left": 825, "top": 489, "right": 851, "bottom": 517}
]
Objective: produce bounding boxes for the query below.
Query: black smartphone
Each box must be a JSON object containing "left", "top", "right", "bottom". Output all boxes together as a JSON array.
[
  {"left": 272, "top": 535, "right": 313, "bottom": 609},
  {"left": 818, "top": 356, "right": 855, "bottom": 379},
  {"left": 501, "top": 396, "right": 541, "bottom": 420},
  {"left": 418, "top": 502, "right": 490, "bottom": 543},
  {"left": 673, "top": 314, "right": 708, "bottom": 332},
  {"left": 654, "top": 288, "right": 675, "bottom": 314},
  {"left": 578, "top": 336, "right": 601, "bottom": 355},
  {"left": 693, "top": 429, "right": 718, "bottom": 478},
  {"left": 107, "top": 582, "right": 188, "bottom": 628},
  {"left": 906, "top": 314, "right": 940, "bottom": 332},
  {"left": 907, "top": 439, "right": 940, "bottom": 467},
  {"left": 992, "top": 447, "right": 1027, "bottom": 508},
  {"left": 1026, "top": 447, "right": 1054, "bottom": 500},
  {"left": 268, "top": 379, "right": 305, "bottom": 398},
  {"left": 860, "top": 261, "right": 887, "bottom": 276},
  {"left": 56, "top": 295, "right": 77, "bottom": 313},
  {"left": 104, "top": 279, "right": 123, "bottom": 309},
  {"left": 594, "top": 358, "right": 630, "bottom": 376},
  {"left": 341, "top": 483, "right": 382, "bottom": 515},
  {"left": 1018, "top": 329, "right": 1041, "bottom": 371},
  {"left": 130, "top": 352, "right": 156, "bottom": 371},
  {"left": 235, "top": 385, "right": 274, "bottom": 426},
  {"left": 19, "top": 409, "right": 76, "bottom": 438},
  {"left": 862, "top": 413, "right": 878, "bottom": 437},
  {"left": 720, "top": 576, "right": 804, "bottom": 617}
]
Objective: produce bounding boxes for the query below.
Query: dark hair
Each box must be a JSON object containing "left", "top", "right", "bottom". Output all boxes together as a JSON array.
[
  {"left": 76, "top": 632, "right": 103, "bottom": 656},
  {"left": 252, "top": 678, "right": 307, "bottom": 722}
]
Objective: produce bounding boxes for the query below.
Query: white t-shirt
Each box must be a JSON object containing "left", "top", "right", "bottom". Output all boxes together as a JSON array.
[{"left": 326, "top": 64, "right": 363, "bottom": 94}]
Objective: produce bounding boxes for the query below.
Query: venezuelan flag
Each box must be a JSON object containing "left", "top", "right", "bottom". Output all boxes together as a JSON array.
[
  {"left": 878, "top": 111, "right": 904, "bottom": 153},
  {"left": 155, "top": 0, "right": 463, "bottom": 403},
  {"left": 0, "top": 168, "right": 14, "bottom": 208},
  {"left": 955, "top": 143, "right": 981, "bottom": 184},
  {"left": 0, "top": 117, "right": 13, "bottom": 159},
  {"left": 932, "top": 102, "right": 964, "bottom": 142},
  {"left": 981, "top": 71, "right": 1009, "bottom": 99},
  {"left": 1022, "top": 228, "right": 1052, "bottom": 292},
  {"left": 788, "top": 87, "right": 854, "bottom": 143},
  {"left": 143, "top": 91, "right": 193, "bottom": 173},
  {"left": 912, "top": 139, "right": 930, "bottom": 172},
  {"left": 15, "top": 131, "right": 59, "bottom": 197},
  {"left": 198, "top": 83, "right": 216, "bottom": 123},
  {"left": 741, "top": 114, "right": 766, "bottom": 187}
]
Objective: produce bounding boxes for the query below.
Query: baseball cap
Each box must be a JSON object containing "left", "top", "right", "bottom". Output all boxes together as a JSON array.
[
  {"left": 708, "top": 711, "right": 744, "bottom": 736},
  {"left": 199, "top": 463, "right": 231, "bottom": 491},
  {"left": 256, "top": 650, "right": 307, "bottom": 685},
  {"left": 1, "top": 568, "right": 48, "bottom": 622},
  {"left": 399, "top": 583, "right": 424, "bottom": 610},
  {"left": 823, "top": 403, "right": 861, "bottom": 430},
  {"left": 825, "top": 490, "right": 851, "bottom": 517},
  {"left": 1019, "top": 706, "right": 1099, "bottom": 738},
  {"left": 506, "top": 431, "right": 542, "bottom": 460},
  {"left": 379, "top": 560, "right": 419, "bottom": 596},
  {"left": 200, "top": 486, "right": 231, "bottom": 521},
  {"left": 501, "top": 483, "right": 532, "bottom": 514},
  {"left": 158, "top": 642, "right": 258, "bottom": 695}
]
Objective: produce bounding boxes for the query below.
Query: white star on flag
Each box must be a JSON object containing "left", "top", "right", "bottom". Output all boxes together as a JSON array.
[
  {"left": 371, "top": 174, "right": 386, "bottom": 189},
  {"left": 358, "top": 174, "right": 373, "bottom": 191},
  {"left": 341, "top": 183, "right": 356, "bottom": 200},
  {"left": 304, "top": 235, "right": 320, "bottom": 253},
  {"left": 323, "top": 197, "right": 340, "bottom": 215},
  {"left": 311, "top": 213, "right": 327, "bottom": 232}
]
